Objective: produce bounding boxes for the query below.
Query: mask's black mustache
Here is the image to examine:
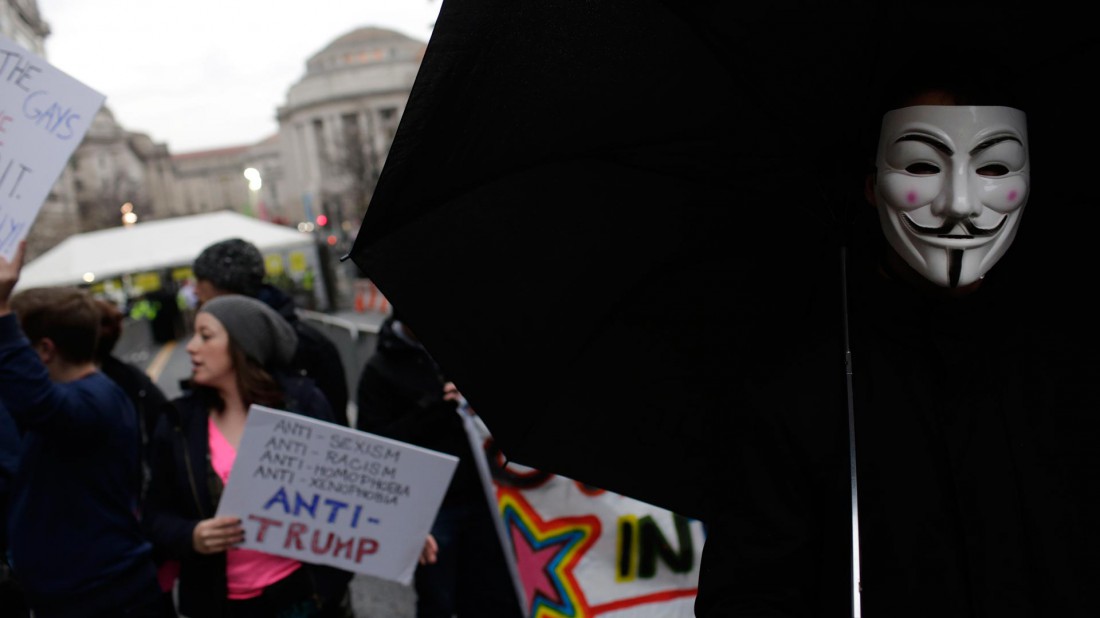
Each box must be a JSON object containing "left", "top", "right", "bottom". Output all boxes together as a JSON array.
[{"left": 902, "top": 214, "right": 1007, "bottom": 238}]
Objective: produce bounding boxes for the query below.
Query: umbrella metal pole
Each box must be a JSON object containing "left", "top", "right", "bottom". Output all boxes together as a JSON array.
[{"left": 841, "top": 247, "right": 862, "bottom": 618}]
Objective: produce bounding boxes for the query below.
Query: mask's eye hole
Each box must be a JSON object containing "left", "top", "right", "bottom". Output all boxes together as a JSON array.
[
  {"left": 905, "top": 162, "right": 940, "bottom": 175},
  {"left": 976, "top": 163, "right": 1009, "bottom": 177}
]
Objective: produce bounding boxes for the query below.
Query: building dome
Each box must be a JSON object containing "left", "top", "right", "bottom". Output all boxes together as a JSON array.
[
  {"left": 304, "top": 26, "right": 425, "bottom": 78},
  {"left": 281, "top": 26, "right": 425, "bottom": 113},
  {"left": 275, "top": 24, "right": 425, "bottom": 232}
]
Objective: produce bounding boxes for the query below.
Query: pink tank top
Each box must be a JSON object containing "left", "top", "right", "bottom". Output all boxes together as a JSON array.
[{"left": 208, "top": 416, "right": 302, "bottom": 599}]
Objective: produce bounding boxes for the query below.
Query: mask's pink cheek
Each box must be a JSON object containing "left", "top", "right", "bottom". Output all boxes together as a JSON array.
[
  {"left": 980, "top": 177, "right": 1028, "bottom": 212},
  {"left": 881, "top": 174, "right": 938, "bottom": 211}
]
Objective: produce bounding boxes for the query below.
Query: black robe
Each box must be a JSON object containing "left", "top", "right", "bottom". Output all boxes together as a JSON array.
[{"left": 696, "top": 212, "right": 1099, "bottom": 617}]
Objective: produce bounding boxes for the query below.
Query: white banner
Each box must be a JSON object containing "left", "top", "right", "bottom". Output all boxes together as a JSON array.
[
  {"left": 463, "top": 408, "right": 704, "bottom": 617},
  {"left": 216, "top": 405, "right": 458, "bottom": 584}
]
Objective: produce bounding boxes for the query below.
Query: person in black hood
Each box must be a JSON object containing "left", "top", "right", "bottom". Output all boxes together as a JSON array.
[
  {"left": 695, "top": 76, "right": 1097, "bottom": 617},
  {"left": 191, "top": 237, "right": 350, "bottom": 427},
  {"left": 355, "top": 314, "right": 522, "bottom": 618}
]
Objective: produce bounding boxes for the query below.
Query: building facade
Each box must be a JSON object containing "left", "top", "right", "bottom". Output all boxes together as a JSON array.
[
  {"left": 0, "top": 0, "right": 45, "bottom": 54},
  {"left": 277, "top": 26, "right": 424, "bottom": 243},
  {"left": 69, "top": 107, "right": 179, "bottom": 230},
  {"left": 1, "top": 0, "right": 80, "bottom": 262},
  {"left": 12, "top": 8, "right": 424, "bottom": 306}
]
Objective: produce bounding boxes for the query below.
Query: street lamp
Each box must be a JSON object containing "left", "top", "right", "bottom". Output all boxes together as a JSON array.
[
  {"left": 121, "top": 202, "right": 137, "bottom": 226},
  {"left": 244, "top": 167, "right": 263, "bottom": 192},
  {"left": 244, "top": 167, "right": 263, "bottom": 218}
]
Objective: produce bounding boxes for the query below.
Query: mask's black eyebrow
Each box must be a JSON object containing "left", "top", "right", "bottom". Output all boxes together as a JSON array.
[
  {"left": 970, "top": 135, "right": 1022, "bottom": 156},
  {"left": 896, "top": 134, "right": 952, "bottom": 156}
]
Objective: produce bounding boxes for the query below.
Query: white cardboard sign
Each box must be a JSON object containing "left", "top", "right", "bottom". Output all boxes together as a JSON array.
[
  {"left": 215, "top": 405, "right": 458, "bottom": 584},
  {"left": 0, "top": 34, "right": 105, "bottom": 259}
]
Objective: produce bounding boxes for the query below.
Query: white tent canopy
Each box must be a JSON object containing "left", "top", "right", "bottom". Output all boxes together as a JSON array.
[{"left": 17, "top": 210, "right": 319, "bottom": 290}]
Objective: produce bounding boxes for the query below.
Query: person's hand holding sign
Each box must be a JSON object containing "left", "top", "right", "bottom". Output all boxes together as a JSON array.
[
  {"left": 192, "top": 515, "right": 244, "bottom": 555},
  {"left": 443, "top": 381, "right": 475, "bottom": 417},
  {"left": 419, "top": 533, "right": 439, "bottom": 565}
]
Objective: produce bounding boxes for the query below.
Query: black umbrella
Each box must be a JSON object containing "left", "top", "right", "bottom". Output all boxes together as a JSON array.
[{"left": 346, "top": 0, "right": 1082, "bottom": 521}]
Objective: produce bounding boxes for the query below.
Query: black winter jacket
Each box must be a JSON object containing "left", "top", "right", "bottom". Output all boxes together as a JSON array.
[
  {"left": 258, "top": 284, "right": 350, "bottom": 427},
  {"left": 142, "top": 371, "right": 353, "bottom": 617},
  {"left": 696, "top": 217, "right": 1097, "bottom": 617},
  {"left": 355, "top": 316, "right": 482, "bottom": 507}
]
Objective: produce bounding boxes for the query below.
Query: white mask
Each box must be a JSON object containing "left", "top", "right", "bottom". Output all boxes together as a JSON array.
[{"left": 874, "top": 105, "right": 1029, "bottom": 288}]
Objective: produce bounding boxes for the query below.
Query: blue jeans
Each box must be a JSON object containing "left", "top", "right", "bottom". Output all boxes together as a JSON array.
[{"left": 415, "top": 499, "right": 524, "bottom": 618}]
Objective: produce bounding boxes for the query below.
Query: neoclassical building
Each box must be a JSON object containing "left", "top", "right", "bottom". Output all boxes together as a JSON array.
[
  {"left": 72, "top": 25, "right": 426, "bottom": 247},
  {"left": 1, "top": 0, "right": 80, "bottom": 261},
  {"left": 69, "top": 107, "right": 177, "bottom": 230},
  {"left": 9, "top": 8, "right": 427, "bottom": 294},
  {"left": 145, "top": 26, "right": 426, "bottom": 247},
  {"left": 0, "top": 0, "right": 45, "bottom": 54},
  {"left": 276, "top": 26, "right": 425, "bottom": 240}
]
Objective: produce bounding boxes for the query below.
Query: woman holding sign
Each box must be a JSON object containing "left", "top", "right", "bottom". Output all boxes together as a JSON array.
[{"left": 142, "top": 294, "right": 355, "bottom": 617}]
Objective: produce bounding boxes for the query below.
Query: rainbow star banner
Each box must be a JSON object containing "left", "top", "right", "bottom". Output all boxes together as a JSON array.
[{"left": 460, "top": 409, "right": 704, "bottom": 617}]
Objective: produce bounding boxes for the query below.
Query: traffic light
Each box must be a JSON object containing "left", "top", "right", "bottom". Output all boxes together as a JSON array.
[{"left": 315, "top": 214, "right": 329, "bottom": 227}]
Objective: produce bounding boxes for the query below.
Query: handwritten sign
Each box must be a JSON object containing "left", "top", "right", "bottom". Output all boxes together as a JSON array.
[
  {"left": 215, "top": 405, "right": 458, "bottom": 584},
  {"left": 0, "top": 34, "right": 105, "bottom": 259}
]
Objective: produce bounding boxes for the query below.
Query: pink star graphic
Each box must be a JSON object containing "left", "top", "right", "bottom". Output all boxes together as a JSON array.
[{"left": 511, "top": 525, "right": 568, "bottom": 609}]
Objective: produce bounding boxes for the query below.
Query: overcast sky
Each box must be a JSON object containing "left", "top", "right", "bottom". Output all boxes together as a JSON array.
[{"left": 36, "top": 0, "right": 442, "bottom": 153}]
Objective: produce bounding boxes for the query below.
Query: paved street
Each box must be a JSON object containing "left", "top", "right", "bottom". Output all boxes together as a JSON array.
[{"left": 349, "top": 574, "right": 415, "bottom": 618}]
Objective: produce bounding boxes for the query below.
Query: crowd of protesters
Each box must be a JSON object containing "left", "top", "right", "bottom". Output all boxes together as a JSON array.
[{"left": 0, "top": 236, "right": 450, "bottom": 617}]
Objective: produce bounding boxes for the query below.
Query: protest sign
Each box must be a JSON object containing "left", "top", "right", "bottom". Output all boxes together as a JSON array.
[
  {"left": 215, "top": 405, "right": 458, "bottom": 584},
  {"left": 463, "top": 410, "right": 704, "bottom": 617},
  {"left": 0, "top": 34, "right": 105, "bottom": 259}
]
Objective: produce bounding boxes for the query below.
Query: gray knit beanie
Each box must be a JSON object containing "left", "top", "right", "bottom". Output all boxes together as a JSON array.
[
  {"left": 192, "top": 238, "right": 266, "bottom": 297},
  {"left": 199, "top": 294, "right": 298, "bottom": 367}
]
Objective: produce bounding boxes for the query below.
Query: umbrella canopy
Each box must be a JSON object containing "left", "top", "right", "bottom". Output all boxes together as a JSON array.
[{"left": 348, "top": 1, "right": 1085, "bottom": 520}]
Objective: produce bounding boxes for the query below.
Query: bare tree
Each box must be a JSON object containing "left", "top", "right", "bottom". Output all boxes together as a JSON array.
[{"left": 320, "top": 111, "right": 384, "bottom": 239}]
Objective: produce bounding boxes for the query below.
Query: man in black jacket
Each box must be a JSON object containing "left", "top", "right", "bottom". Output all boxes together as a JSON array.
[
  {"left": 356, "top": 315, "right": 522, "bottom": 618},
  {"left": 0, "top": 399, "right": 28, "bottom": 618},
  {"left": 191, "top": 238, "right": 351, "bottom": 427},
  {"left": 94, "top": 298, "right": 169, "bottom": 499},
  {"left": 0, "top": 242, "right": 170, "bottom": 617}
]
